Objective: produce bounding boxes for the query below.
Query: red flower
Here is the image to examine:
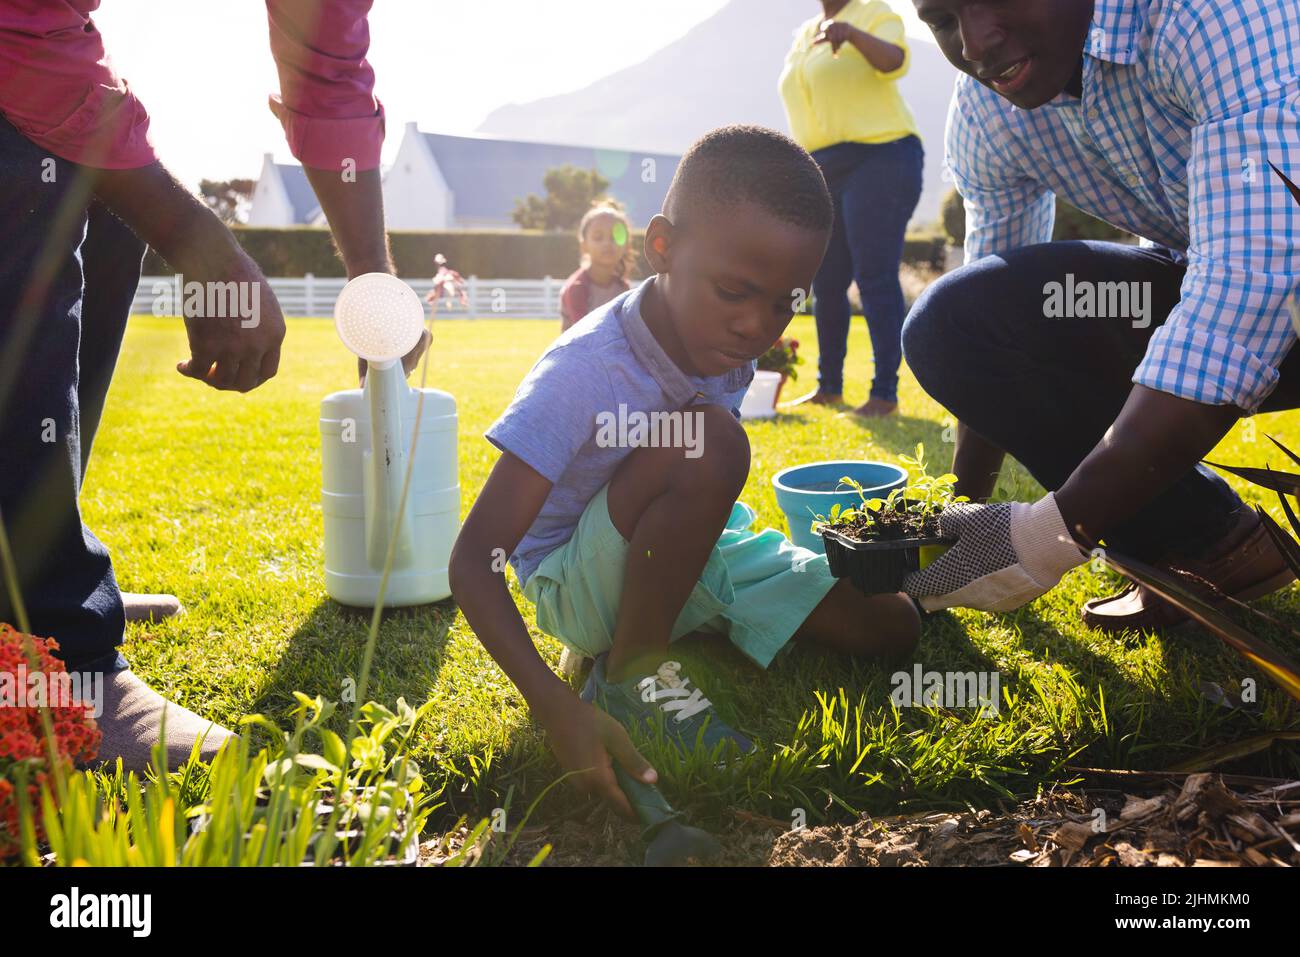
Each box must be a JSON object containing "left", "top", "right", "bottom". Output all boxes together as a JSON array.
[{"left": 0, "top": 623, "right": 101, "bottom": 857}]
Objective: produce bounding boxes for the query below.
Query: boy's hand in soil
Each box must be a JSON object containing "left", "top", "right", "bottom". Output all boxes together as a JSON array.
[
  {"left": 902, "top": 494, "right": 1083, "bottom": 612},
  {"left": 449, "top": 450, "right": 656, "bottom": 820},
  {"left": 533, "top": 692, "right": 656, "bottom": 821}
]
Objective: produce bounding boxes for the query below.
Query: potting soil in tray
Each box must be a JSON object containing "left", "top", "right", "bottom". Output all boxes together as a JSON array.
[{"left": 822, "top": 522, "right": 955, "bottom": 596}]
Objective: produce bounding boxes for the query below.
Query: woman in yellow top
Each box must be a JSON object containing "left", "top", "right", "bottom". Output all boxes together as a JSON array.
[{"left": 779, "top": 0, "right": 923, "bottom": 417}]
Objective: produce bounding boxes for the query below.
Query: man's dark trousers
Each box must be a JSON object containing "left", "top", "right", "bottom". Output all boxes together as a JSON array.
[
  {"left": 903, "top": 240, "right": 1300, "bottom": 562},
  {"left": 0, "top": 117, "right": 145, "bottom": 671}
]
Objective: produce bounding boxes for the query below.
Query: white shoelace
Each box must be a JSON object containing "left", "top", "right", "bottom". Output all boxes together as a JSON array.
[{"left": 636, "top": 660, "right": 713, "bottom": 724}]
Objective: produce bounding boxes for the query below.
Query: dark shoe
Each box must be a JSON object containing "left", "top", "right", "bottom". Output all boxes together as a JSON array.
[
  {"left": 94, "top": 670, "right": 236, "bottom": 773},
  {"left": 1081, "top": 508, "right": 1296, "bottom": 634},
  {"left": 580, "top": 655, "right": 755, "bottom": 758},
  {"left": 121, "top": 592, "right": 183, "bottom": 623}
]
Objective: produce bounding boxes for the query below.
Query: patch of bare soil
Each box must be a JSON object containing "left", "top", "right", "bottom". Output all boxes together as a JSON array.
[
  {"left": 768, "top": 774, "right": 1300, "bottom": 867},
  {"left": 418, "top": 814, "right": 778, "bottom": 867},
  {"left": 417, "top": 773, "right": 1300, "bottom": 867}
]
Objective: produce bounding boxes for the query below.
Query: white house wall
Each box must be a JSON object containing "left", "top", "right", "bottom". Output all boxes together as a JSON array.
[
  {"left": 382, "top": 125, "right": 453, "bottom": 230},
  {"left": 247, "top": 155, "right": 295, "bottom": 227}
]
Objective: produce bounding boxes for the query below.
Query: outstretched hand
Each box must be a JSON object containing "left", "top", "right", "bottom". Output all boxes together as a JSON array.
[
  {"left": 90, "top": 161, "right": 287, "bottom": 393},
  {"left": 813, "top": 20, "right": 857, "bottom": 53},
  {"left": 902, "top": 494, "right": 1084, "bottom": 612},
  {"left": 175, "top": 254, "right": 286, "bottom": 392}
]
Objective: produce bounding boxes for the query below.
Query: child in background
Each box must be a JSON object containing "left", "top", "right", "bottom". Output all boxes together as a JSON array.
[
  {"left": 559, "top": 204, "right": 634, "bottom": 331},
  {"left": 450, "top": 126, "right": 920, "bottom": 819}
]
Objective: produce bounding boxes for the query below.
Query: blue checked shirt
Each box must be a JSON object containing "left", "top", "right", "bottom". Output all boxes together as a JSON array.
[{"left": 946, "top": 0, "right": 1300, "bottom": 410}]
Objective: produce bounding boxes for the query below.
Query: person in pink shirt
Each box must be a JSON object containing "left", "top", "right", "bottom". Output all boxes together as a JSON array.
[
  {"left": 0, "top": 1, "right": 426, "bottom": 772},
  {"left": 558, "top": 204, "right": 635, "bottom": 332}
]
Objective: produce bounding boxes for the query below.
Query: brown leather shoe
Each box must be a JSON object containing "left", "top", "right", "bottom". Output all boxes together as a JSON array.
[
  {"left": 92, "top": 670, "right": 235, "bottom": 773},
  {"left": 1081, "top": 508, "right": 1296, "bottom": 634}
]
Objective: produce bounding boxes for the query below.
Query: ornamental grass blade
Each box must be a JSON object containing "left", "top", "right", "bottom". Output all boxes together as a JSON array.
[
  {"left": 1276, "top": 486, "right": 1300, "bottom": 539},
  {"left": 1266, "top": 434, "right": 1300, "bottom": 470},
  {"left": 1255, "top": 505, "right": 1300, "bottom": 581},
  {"left": 1089, "top": 547, "right": 1300, "bottom": 704},
  {"left": 1169, "top": 731, "right": 1300, "bottom": 773},
  {"left": 1270, "top": 161, "right": 1300, "bottom": 209},
  {"left": 1203, "top": 460, "right": 1300, "bottom": 496}
]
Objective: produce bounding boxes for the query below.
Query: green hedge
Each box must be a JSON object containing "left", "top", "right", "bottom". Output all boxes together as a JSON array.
[
  {"left": 144, "top": 227, "right": 585, "bottom": 279},
  {"left": 143, "top": 227, "right": 949, "bottom": 279}
]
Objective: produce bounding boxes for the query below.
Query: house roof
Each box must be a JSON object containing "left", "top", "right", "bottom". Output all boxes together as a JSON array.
[
  {"left": 417, "top": 131, "right": 680, "bottom": 228},
  {"left": 275, "top": 163, "right": 321, "bottom": 224}
]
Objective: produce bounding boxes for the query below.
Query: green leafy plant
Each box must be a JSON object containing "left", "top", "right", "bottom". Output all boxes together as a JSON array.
[
  {"left": 19, "top": 693, "right": 440, "bottom": 867},
  {"left": 811, "top": 444, "right": 968, "bottom": 539},
  {"left": 757, "top": 337, "right": 802, "bottom": 381}
]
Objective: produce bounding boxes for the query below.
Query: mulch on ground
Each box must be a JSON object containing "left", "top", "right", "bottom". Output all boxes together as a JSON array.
[{"left": 419, "top": 772, "right": 1300, "bottom": 867}]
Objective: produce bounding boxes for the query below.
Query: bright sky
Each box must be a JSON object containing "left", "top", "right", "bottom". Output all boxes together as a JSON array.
[{"left": 93, "top": 1, "right": 932, "bottom": 191}]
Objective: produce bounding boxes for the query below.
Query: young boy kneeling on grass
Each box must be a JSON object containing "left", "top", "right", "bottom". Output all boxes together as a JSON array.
[{"left": 450, "top": 125, "right": 920, "bottom": 819}]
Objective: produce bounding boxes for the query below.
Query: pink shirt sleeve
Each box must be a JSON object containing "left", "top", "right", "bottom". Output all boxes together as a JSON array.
[
  {"left": 265, "top": 0, "right": 385, "bottom": 171},
  {"left": 0, "top": 1, "right": 154, "bottom": 169},
  {"left": 0, "top": 1, "right": 383, "bottom": 171},
  {"left": 559, "top": 270, "right": 588, "bottom": 331}
]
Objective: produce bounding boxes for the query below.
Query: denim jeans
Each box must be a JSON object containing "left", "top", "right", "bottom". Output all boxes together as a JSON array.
[
  {"left": 811, "top": 135, "right": 924, "bottom": 402},
  {"left": 902, "top": 240, "right": 1300, "bottom": 561},
  {"left": 0, "top": 117, "right": 144, "bottom": 672}
]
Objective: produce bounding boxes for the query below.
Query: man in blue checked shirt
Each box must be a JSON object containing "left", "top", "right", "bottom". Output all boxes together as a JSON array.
[{"left": 899, "top": 0, "right": 1300, "bottom": 630}]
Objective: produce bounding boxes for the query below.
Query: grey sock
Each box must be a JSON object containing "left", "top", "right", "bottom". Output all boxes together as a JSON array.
[{"left": 93, "top": 670, "right": 235, "bottom": 773}]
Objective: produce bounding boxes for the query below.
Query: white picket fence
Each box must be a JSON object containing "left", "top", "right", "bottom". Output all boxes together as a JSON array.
[{"left": 131, "top": 274, "right": 564, "bottom": 319}]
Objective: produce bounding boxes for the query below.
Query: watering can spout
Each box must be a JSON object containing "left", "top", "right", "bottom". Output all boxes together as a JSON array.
[{"left": 364, "top": 361, "right": 415, "bottom": 570}]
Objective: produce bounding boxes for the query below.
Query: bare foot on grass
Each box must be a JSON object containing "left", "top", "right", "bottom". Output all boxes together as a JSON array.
[
  {"left": 781, "top": 389, "right": 842, "bottom": 408},
  {"left": 850, "top": 397, "right": 898, "bottom": 418}
]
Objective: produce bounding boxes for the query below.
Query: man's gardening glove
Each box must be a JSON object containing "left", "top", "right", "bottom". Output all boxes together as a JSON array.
[{"left": 902, "top": 493, "right": 1084, "bottom": 612}]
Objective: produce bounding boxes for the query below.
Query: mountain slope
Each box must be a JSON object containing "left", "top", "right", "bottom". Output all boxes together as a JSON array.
[{"left": 476, "top": 0, "right": 958, "bottom": 223}]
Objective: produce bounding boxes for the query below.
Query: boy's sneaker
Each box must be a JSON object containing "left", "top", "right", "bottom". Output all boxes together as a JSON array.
[{"left": 580, "top": 654, "right": 756, "bottom": 758}]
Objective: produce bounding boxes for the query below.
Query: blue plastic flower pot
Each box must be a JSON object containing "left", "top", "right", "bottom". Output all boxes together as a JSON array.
[{"left": 771, "top": 460, "right": 908, "bottom": 553}]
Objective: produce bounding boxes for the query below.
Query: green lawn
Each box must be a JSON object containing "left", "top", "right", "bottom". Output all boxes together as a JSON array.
[{"left": 83, "top": 313, "right": 1300, "bottom": 853}]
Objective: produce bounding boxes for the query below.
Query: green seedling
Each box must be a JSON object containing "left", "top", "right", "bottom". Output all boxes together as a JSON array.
[{"left": 810, "top": 444, "right": 968, "bottom": 545}]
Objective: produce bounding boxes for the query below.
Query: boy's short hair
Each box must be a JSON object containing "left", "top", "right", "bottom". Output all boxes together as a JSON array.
[{"left": 664, "top": 124, "right": 833, "bottom": 234}]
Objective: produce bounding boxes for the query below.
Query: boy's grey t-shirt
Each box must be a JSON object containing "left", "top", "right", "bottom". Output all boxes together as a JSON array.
[{"left": 485, "top": 277, "right": 754, "bottom": 584}]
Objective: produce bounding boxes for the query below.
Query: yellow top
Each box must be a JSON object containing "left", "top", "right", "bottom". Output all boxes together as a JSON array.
[{"left": 778, "top": 0, "right": 920, "bottom": 153}]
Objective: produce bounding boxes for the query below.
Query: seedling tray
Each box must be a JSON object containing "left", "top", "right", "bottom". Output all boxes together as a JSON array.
[{"left": 822, "top": 527, "right": 955, "bottom": 596}]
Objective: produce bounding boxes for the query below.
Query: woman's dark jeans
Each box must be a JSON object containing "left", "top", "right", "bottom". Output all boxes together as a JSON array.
[
  {"left": 811, "top": 135, "right": 924, "bottom": 402},
  {"left": 902, "top": 240, "right": 1300, "bottom": 562},
  {"left": 0, "top": 117, "right": 143, "bottom": 672}
]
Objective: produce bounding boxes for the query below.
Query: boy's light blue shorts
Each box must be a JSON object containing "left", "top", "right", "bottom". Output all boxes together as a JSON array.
[{"left": 522, "top": 486, "right": 838, "bottom": 669}]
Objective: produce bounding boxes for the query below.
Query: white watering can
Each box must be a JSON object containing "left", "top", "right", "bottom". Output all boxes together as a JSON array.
[{"left": 320, "top": 273, "right": 459, "bottom": 607}]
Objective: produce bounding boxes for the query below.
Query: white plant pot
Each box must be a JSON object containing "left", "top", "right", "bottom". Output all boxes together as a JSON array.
[{"left": 739, "top": 370, "right": 782, "bottom": 420}]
